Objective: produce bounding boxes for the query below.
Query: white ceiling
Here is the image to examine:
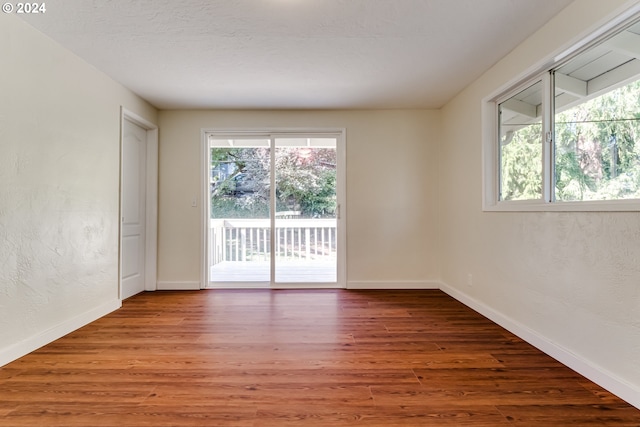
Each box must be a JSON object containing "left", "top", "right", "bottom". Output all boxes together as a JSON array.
[{"left": 18, "top": 0, "right": 573, "bottom": 110}]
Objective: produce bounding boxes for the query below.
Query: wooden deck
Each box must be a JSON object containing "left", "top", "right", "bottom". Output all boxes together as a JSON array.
[
  {"left": 209, "top": 260, "right": 337, "bottom": 286},
  {"left": 1, "top": 290, "right": 638, "bottom": 426}
]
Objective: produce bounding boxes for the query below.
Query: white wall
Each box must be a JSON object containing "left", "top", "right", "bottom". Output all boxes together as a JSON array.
[
  {"left": 439, "top": 0, "right": 640, "bottom": 407},
  {"left": 0, "top": 15, "right": 157, "bottom": 365},
  {"left": 157, "top": 109, "right": 441, "bottom": 289}
]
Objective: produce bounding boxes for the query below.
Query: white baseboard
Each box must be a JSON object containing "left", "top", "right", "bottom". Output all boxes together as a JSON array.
[
  {"left": 156, "top": 281, "right": 202, "bottom": 290},
  {"left": 0, "top": 299, "right": 121, "bottom": 368},
  {"left": 347, "top": 280, "right": 440, "bottom": 290},
  {"left": 439, "top": 281, "right": 640, "bottom": 410}
]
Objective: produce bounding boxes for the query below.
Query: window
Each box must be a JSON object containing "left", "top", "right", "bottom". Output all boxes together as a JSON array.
[
  {"left": 554, "top": 64, "right": 640, "bottom": 202},
  {"left": 498, "top": 80, "right": 544, "bottom": 201},
  {"left": 485, "top": 11, "right": 640, "bottom": 211}
]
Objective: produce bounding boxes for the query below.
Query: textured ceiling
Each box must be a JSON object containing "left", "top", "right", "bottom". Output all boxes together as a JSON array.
[{"left": 18, "top": 0, "right": 573, "bottom": 109}]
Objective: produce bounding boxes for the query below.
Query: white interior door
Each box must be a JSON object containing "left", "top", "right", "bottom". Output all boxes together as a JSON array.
[{"left": 121, "top": 118, "right": 147, "bottom": 299}]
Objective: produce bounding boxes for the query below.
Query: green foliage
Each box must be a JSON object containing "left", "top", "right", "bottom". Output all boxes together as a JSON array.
[
  {"left": 500, "top": 123, "right": 543, "bottom": 200},
  {"left": 210, "top": 196, "right": 269, "bottom": 219},
  {"left": 555, "top": 151, "right": 594, "bottom": 201},
  {"left": 210, "top": 146, "right": 337, "bottom": 218},
  {"left": 275, "top": 147, "right": 336, "bottom": 217},
  {"left": 210, "top": 148, "right": 269, "bottom": 218},
  {"left": 500, "top": 79, "right": 640, "bottom": 201},
  {"left": 298, "top": 171, "right": 336, "bottom": 217},
  {"left": 554, "top": 79, "right": 640, "bottom": 201}
]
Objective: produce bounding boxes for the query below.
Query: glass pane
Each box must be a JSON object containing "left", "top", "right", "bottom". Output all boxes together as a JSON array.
[
  {"left": 554, "top": 78, "right": 640, "bottom": 201},
  {"left": 499, "top": 80, "right": 543, "bottom": 201},
  {"left": 274, "top": 138, "right": 337, "bottom": 283},
  {"left": 209, "top": 141, "right": 271, "bottom": 283}
]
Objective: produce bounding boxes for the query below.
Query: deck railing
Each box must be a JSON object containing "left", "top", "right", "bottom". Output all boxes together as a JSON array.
[{"left": 209, "top": 218, "right": 337, "bottom": 266}]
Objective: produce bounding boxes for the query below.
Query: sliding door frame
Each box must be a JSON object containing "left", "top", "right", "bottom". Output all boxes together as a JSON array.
[{"left": 200, "top": 128, "right": 347, "bottom": 289}]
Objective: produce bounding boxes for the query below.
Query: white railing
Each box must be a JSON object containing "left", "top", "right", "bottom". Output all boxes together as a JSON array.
[{"left": 209, "top": 218, "right": 337, "bottom": 266}]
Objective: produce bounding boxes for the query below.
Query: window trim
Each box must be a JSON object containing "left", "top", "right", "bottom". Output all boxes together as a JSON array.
[{"left": 483, "top": 5, "right": 640, "bottom": 212}]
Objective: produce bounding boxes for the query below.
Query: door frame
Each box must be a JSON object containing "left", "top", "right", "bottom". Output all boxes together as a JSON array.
[
  {"left": 200, "top": 128, "right": 347, "bottom": 289},
  {"left": 119, "top": 108, "right": 159, "bottom": 298}
]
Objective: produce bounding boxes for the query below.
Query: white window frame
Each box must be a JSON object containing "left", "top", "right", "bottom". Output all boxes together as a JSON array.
[{"left": 483, "top": 5, "right": 640, "bottom": 212}]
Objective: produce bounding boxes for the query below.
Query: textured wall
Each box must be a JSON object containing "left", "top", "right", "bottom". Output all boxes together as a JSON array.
[
  {"left": 157, "top": 109, "right": 441, "bottom": 287},
  {"left": 440, "top": 0, "right": 640, "bottom": 402},
  {"left": 0, "top": 15, "right": 156, "bottom": 361}
]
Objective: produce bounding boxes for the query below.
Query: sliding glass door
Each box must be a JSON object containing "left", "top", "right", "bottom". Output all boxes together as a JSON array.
[
  {"left": 205, "top": 131, "right": 344, "bottom": 288},
  {"left": 208, "top": 138, "right": 271, "bottom": 284},
  {"left": 274, "top": 138, "right": 337, "bottom": 283}
]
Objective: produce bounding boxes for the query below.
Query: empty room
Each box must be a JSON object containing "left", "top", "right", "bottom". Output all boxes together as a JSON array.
[{"left": 1, "top": 0, "right": 640, "bottom": 425}]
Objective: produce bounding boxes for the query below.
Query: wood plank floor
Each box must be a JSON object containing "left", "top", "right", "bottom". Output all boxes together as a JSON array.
[{"left": 1, "top": 290, "right": 639, "bottom": 426}]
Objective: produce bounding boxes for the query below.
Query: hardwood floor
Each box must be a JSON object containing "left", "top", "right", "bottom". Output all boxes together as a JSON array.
[{"left": 1, "top": 290, "right": 638, "bottom": 426}]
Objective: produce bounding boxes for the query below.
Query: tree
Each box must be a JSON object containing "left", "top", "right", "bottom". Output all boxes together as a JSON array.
[
  {"left": 500, "top": 78, "right": 640, "bottom": 201},
  {"left": 210, "top": 147, "right": 337, "bottom": 218},
  {"left": 555, "top": 79, "right": 640, "bottom": 200},
  {"left": 274, "top": 147, "right": 336, "bottom": 216},
  {"left": 500, "top": 123, "right": 543, "bottom": 200}
]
